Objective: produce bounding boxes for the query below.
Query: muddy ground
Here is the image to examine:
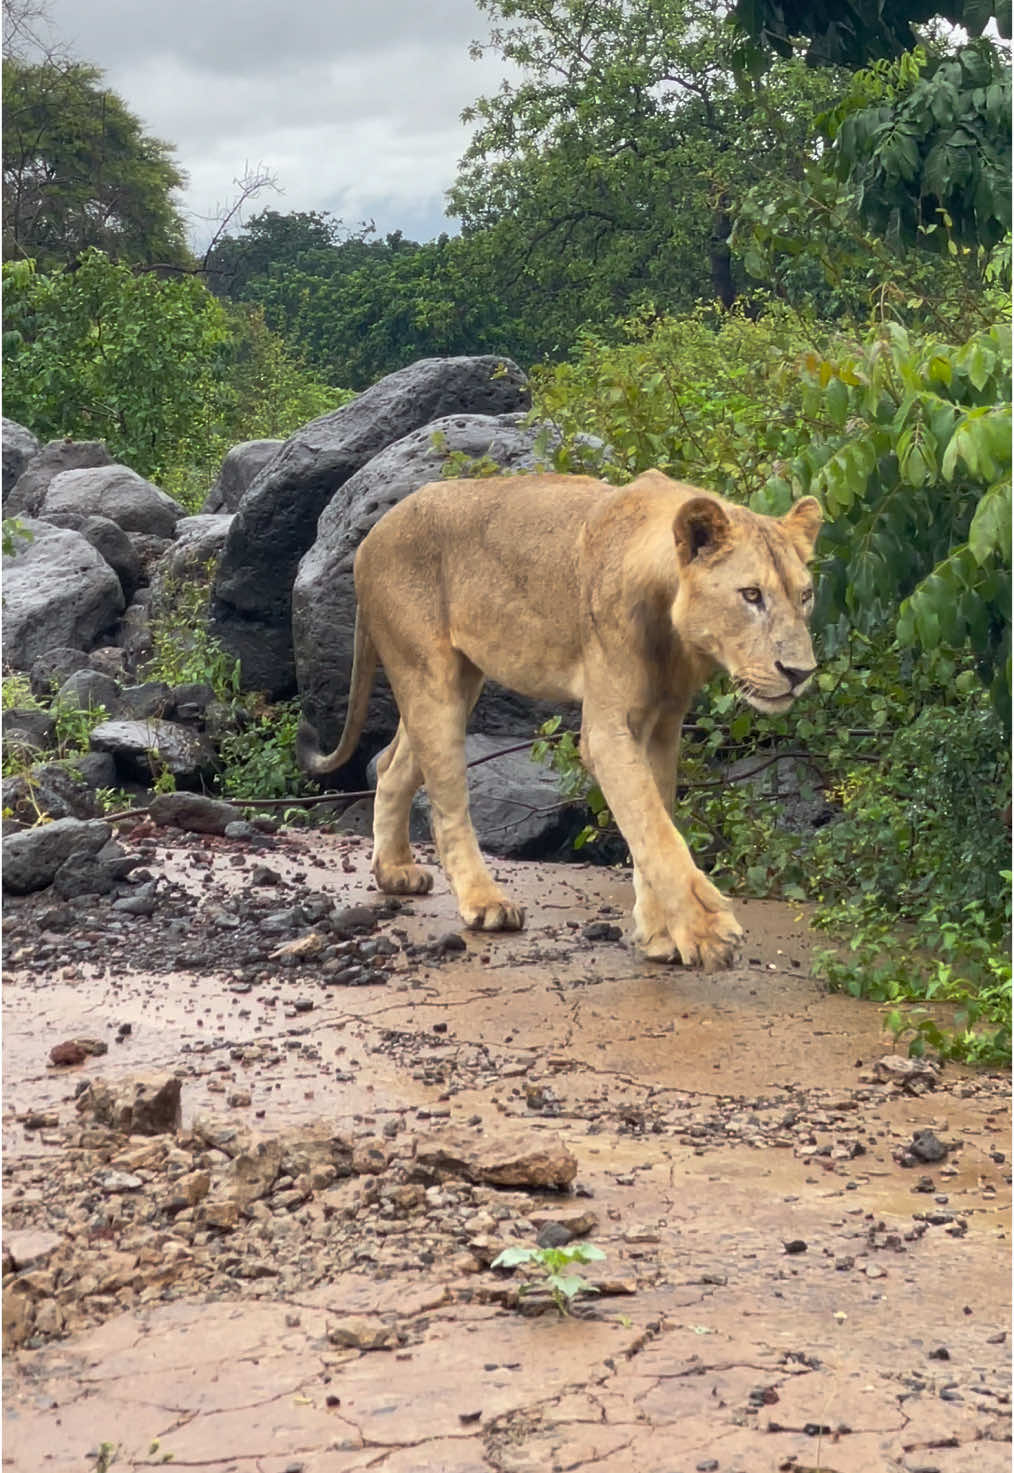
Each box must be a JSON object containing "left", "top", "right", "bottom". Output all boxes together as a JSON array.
[{"left": 2, "top": 825, "right": 1011, "bottom": 1473}]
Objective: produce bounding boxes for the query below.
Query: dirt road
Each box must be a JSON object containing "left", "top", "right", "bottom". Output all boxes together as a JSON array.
[{"left": 3, "top": 830, "right": 1010, "bottom": 1471}]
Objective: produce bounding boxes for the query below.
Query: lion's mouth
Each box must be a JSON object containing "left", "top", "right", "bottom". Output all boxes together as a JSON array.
[{"left": 736, "top": 684, "right": 799, "bottom": 715}]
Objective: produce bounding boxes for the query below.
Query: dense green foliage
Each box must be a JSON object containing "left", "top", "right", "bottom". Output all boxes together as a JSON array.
[
  {"left": 2, "top": 58, "right": 189, "bottom": 269},
  {"left": 2, "top": 251, "right": 346, "bottom": 501},
  {"left": 732, "top": 0, "right": 1010, "bottom": 68}
]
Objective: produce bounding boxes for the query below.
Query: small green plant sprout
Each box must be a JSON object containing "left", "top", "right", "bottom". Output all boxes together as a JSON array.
[{"left": 491, "top": 1241, "right": 607, "bottom": 1314}]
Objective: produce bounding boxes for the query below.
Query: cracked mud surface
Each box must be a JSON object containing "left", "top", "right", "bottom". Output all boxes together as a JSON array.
[{"left": 3, "top": 829, "right": 1011, "bottom": 1472}]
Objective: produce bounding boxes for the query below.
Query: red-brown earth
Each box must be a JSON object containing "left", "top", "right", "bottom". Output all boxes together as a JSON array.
[{"left": 3, "top": 827, "right": 1010, "bottom": 1472}]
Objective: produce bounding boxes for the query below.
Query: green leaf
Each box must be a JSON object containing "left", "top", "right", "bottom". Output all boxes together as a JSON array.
[
  {"left": 491, "top": 1246, "right": 537, "bottom": 1270},
  {"left": 825, "top": 375, "right": 849, "bottom": 427},
  {"left": 968, "top": 482, "right": 1013, "bottom": 565}
]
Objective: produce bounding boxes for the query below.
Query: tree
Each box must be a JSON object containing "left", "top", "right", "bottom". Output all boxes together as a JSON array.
[
  {"left": 2, "top": 251, "right": 228, "bottom": 479},
  {"left": 731, "top": 2, "right": 1012, "bottom": 257},
  {"left": 730, "top": 0, "right": 1011, "bottom": 68},
  {"left": 2, "top": 57, "right": 189, "bottom": 268},
  {"left": 448, "top": 0, "right": 848, "bottom": 351},
  {"left": 204, "top": 209, "right": 367, "bottom": 299}
]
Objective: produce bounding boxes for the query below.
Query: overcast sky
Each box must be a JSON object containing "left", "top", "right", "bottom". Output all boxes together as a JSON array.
[{"left": 37, "top": 0, "right": 510, "bottom": 249}]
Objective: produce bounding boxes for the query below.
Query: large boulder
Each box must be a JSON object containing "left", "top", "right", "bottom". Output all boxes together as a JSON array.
[
  {"left": 88, "top": 718, "right": 217, "bottom": 787},
  {"left": 2, "top": 521, "right": 125, "bottom": 671},
  {"left": 2, "top": 754, "right": 116, "bottom": 827},
  {"left": 371, "top": 733, "right": 585, "bottom": 860},
  {"left": 202, "top": 440, "right": 283, "bottom": 514},
  {"left": 149, "top": 514, "right": 233, "bottom": 619},
  {"left": 39, "top": 465, "right": 184, "bottom": 538},
  {"left": 2, "top": 816, "right": 111, "bottom": 894},
  {"left": 40, "top": 512, "right": 143, "bottom": 602},
  {"left": 5, "top": 439, "right": 113, "bottom": 518},
  {"left": 2, "top": 419, "right": 40, "bottom": 503},
  {"left": 293, "top": 412, "right": 569, "bottom": 762},
  {"left": 211, "top": 355, "right": 530, "bottom": 696}
]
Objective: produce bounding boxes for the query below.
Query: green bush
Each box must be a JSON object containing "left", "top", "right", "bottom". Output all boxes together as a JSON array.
[{"left": 531, "top": 302, "right": 823, "bottom": 497}]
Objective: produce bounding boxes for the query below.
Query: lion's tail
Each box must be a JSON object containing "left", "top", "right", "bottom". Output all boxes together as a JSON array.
[{"left": 295, "top": 611, "right": 378, "bottom": 776}]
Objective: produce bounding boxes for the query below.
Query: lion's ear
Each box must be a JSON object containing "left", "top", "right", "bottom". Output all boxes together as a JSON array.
[
  {"left": 781, "top": 496, "right": 823, "bottom": 560},
  {"left": 673, "top": 497, "right": 731, "bottom": 565}
]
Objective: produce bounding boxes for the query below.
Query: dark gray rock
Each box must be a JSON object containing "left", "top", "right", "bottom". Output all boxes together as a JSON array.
[
  {"left": 5, "top": 439, "right": 113, "bottom": 518},
  {"left": 2, "top": 520, "right": 125, "bottom": 670},
  {"left": 293, "top": 412, "right": 567, "bottom": 757},
  {"left": 170, "top": 682, "right": 215, "bottom": 721},
  {"left": 3, "top": 816, "right": 111, "bottom": 893},
  {"left": 212, "top": 355, "right": 530, "bottom": 695},
  {"left": 1, "top": 755, "right": 116, "bottom": 826},
  {"left": 725, "top": 748, "right": 834, "bottom": 834},
  {"left": 82, "top": 515, "right": 144, "bottom": 601},
  {"left": 62, "top": 751, "right": 117, "bottom": 789},
  {"left": 88, "top": 646, "right": 129, "bottom": 683},
  {"left": 29, "top": 647, "right": 93, "bottom": 699},
  {"left": 2, "top": 419, "right": 40, "bottom": 503},
  {"left": 54, "top": 668, "right": 121, "bottom": 715},
  {"left": 117, "top": 682, "right": 173, "bottom": 719},
  {"left": 52, "top": 848, "right": 119, "bottom": 898},
  {"left": 2, "top": 707, "right": 56, "bottom": 757},
  {"left": 39, "top": 465, "right": 184, "bottom": 538},
  {"left": 89, "top": 718, "right": 217, "bottom": 785},
  {"left": 115, "top": 600, "right": 155, "bottom": 668},
  {"left": 369, "top": 732, "right": 582, "bottom": 860},
  {"left": 36, "top": 513, "right": 143, "bottom": 601},
  {"left": 126, "top": 533, "right": 174, "bottom": 575},
  {"left": 157, "top": 514, "right": 233, "bottom": 585},
  {"left": 203, "top": 440, "right": 284, "bottom": 514},
  {"left": 148, "top": 792, "right": 243, "bottom": 834}
]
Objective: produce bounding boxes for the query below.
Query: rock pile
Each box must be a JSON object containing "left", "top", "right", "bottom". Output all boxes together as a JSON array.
[
  {"left": 2, "top": 353, "right": 587, "bottom": 867},
  {"left": 3, "top": 1074, "right": 591, "bottom": 1352}
]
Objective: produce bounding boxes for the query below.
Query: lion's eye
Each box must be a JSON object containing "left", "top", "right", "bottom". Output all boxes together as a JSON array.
[
  {"left": 741, "top": 587, "right": 763, "bottom": 606},
  {"left": 801, "top": 588, "right": 813, "bottom": 606}
]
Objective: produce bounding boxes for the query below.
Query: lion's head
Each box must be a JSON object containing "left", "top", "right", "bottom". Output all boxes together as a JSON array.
[{"left": 671, "top": 495, "right": 823, "bottom": 714}]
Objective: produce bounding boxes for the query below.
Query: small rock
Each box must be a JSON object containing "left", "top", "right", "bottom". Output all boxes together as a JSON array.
[
  {"left": 149, "top": 792, "right": 244, "bottom": 835},
  {"left": 98, "top": 1170, "right": 144, "bottom": 1193},
  {"left": 432, "top": 931, "right": 467, "bottom": 956},
  {"left": 332, "top": 904, "right": 380, "bottom": 936},
  {"left": 49, "top": 1041, "right": 88, "bottom": 1067},
  {"left": 76, "top": 1074, "right": 182, "bottom": 1134},
  {"left": 352, "top": 1138, "right": 391, "bottom": 1175},
  {"left": 4, "top": 1230, "right": 63, "bottom": 1271},
  {"left": 327, "top": 1315, "right": 393, "bottom": 1350},
  {"left": 536, "top": 1222, "right": 574, "bottom": 1249},
  {"left": 583, "top": 921, "right": 622, "bottom": 942},
  {"left": 910, "top": 1130, "right": 948, "bottom": 1165},
  {"left": 414, "top": 1128, "right": 578, "bottom": 1190},
  {"left": 783, "top": 1239, "right": 807, "bottom": 1255},
  {"left": 874, "top": 1054, "right": 938, "bottom": 1089}
]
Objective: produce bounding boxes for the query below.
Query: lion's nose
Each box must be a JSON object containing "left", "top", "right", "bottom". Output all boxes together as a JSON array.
[{"left": 776, "top": 660, "right": 816, "bottom": 689}]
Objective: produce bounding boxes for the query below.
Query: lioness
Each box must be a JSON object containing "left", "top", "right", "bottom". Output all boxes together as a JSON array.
[{"left": 297, "top": 469, "right": 822, "bottom": 970}]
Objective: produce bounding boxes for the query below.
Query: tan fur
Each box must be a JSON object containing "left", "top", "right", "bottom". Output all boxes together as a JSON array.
[{"left": 298, "top": 469, "right": 822, "bottom": 969}]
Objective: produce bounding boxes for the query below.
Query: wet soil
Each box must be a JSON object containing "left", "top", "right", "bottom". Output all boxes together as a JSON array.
[{"left": 3, "top": 827, "right": 1011, "bottom": 1472}]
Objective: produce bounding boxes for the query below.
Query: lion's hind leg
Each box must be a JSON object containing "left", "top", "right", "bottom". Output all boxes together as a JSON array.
[
  {"left": 392, "top": 656, "right": 525, "bottom": 933},
  {"left": 371, "top": 722, "right": 433, "bottom": 896}
]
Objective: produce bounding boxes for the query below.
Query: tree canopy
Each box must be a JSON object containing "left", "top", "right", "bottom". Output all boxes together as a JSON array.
[
  {"left": 731, "top": 0, "right": 1011, "bottom": 67},
  {"left": 2, "top": 56, "right": 189, "bottom": 269},
  {"left": 448, "top": 0, "right": 848, "bottom": 345}
]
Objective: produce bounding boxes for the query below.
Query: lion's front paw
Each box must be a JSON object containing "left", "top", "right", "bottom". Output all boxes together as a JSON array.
[
  {"left": 373, "top": 859, "right": 434, "bottom": 895},
  {"left": 461, "top": 898, "right": 526, "bottom": 932},
  {"left": 671, "top": 905, "right": 744, "bottom": 970},
  {"left": 635, "top": 903, "right": 743, "bottom": 969}
]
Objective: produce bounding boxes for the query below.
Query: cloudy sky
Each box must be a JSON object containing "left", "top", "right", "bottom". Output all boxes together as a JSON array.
[{"left": 37, "top": 0, "right": 510, "bottom": 248}]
